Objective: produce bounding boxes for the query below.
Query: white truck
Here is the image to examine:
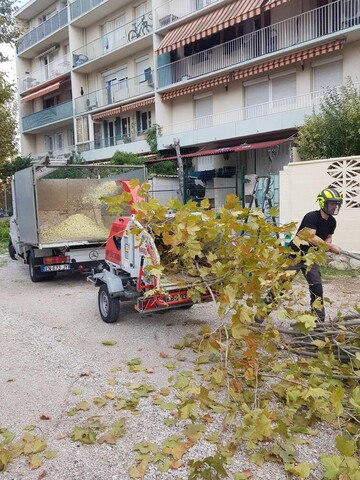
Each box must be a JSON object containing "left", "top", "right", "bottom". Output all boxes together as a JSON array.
[{"left": 8, "top": 163, "right": 144, "bottom": 282}]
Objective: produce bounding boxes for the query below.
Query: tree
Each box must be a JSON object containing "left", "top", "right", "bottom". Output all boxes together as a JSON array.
[
  {"left": 297, "top": 79, "right": 360, "bottom": 160},
  {"left": 0, "top": 75, "right": 17, "bottom": 163},
  {"left": 0, "top": 0, "right": 20, "bottom": 62},
  {"left": 0, "top": 155, "right": 32, "bottom": 177}
]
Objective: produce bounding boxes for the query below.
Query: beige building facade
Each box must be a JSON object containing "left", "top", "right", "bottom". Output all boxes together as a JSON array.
[{"left": 14, "top": 0, "right": 360, "bottom": 214}]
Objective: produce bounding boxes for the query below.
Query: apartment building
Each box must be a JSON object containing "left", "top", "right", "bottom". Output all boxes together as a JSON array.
[{"left": 15, "top": 0, "right": 360, "bottom": 207}]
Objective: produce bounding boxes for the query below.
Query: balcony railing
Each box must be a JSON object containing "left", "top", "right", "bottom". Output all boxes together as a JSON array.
[
  {"left": 77, "top": 134, "right": 136, "bottom": 152},
  {"left": 70, "top": 0, "right": 105, "bottom": 21},
  {"left": 20, "top": 54, "right": 71, "bottom": 93},
  {"left": 17, "top": 7, "right": 69, "bottom": 55},
  {"left": 160, "top": 83, "right": 353, "bottom": 137},
  {"left": 155, "top": 0, "right": 222, "bottom": 29},
  {"left": 157, "top": 0, "right": 360, "bottom": 88},
  {"left": 72, "top": 12, "right": 153, "bottom": 67},
  {"left": 74, "top": 71, "right": 154, "bottom": 115},
  {"left": 22, "top": 100, "right": 73, "bottom": 132}
]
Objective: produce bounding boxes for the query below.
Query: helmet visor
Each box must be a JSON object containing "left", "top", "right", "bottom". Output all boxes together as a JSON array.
[{"left": 323, "top": 200, "right": 341, "bottom": 216}]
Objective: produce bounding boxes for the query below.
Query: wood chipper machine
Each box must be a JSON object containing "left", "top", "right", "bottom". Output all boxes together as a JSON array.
[{"left": 88, "top": 180, "right": 213, "bottom": 323}]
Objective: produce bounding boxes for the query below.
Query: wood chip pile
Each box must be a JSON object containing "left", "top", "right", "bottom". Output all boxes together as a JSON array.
[{"left": 40, "top": 214, "right": 109, "bottom": 243}]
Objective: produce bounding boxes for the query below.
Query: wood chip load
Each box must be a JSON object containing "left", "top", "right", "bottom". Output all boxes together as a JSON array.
[{"left": 40, "top": 214, "right": 109, "bottom": 243}]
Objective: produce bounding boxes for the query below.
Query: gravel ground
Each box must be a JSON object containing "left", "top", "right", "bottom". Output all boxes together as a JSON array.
[{"left": 1, "top": 254, "right": 360, "bottom": 480}]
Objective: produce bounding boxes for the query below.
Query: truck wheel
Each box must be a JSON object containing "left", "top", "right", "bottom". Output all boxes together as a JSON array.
[
  {"left": 28, "top": 249, "right": 43, "bottom": 283},
  {"left": 8, "top": 238, "right": 17, "bottom": 260},
  {"left": 98, "top": 284, "right": 120, "bottom": 323}
]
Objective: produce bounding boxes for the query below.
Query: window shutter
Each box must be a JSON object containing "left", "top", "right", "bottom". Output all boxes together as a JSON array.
[
  {"left": 245, "top": 81, "right": 269, "bottom": 106},
  {"left": 136, "top": 111, "right": 141, "bottom": 133},
  {"left": 272, "top": 74, "right": 296, "bottom": 101},
  {"left": 313, "top": 60, "right": 343, "bottom": 92},
  {"left": 115, "top": 117, "right": 121, "bottom": 139}
]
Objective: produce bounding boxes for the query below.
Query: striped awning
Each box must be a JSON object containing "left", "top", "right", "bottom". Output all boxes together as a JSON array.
[
  {"left": 92, "top": 97, "right": 155, "bottom": 120},
  {"left": 263, "top": 0, "right": 291, "bottom": 10},
  {"left": 156, "top": 0, "right": 264, "bottom": 55},
  {"left": 232, "top": 39, "right": 345, "bottom": 80},
  {"left": 145, "top": 138, "right": 292, "bottom": 163},
  {"left": 161, "top": 74, "right": 230, "bottom": 101},
  {"left": 21, "top": 82, "right": 61, "bottom": 103},
  {"left": 161, "top": 39, "right": 345, "bottom": 101}
]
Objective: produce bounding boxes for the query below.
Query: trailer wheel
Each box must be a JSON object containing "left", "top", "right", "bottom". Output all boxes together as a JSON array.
[
  {"left": 98, "top": 284, "right": 120, "bottom": 323},
  {"left": 28, "top": 249, "right": 43, "bottom": 283},
  {"left": 8, "top": 238, "right": 17, "bottom": 260}
]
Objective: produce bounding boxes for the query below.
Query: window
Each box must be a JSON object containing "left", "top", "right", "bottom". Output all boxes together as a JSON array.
[
  {"left": 104, "top": 67, "right": 128, "bottom": 103},
  {"left": 76, "top": 116, "right": 89, "bottom": 143},
  {"left": 102, "top": 15, "right": 125, "bottom": 52},
  {"left": 67, "top": 129, "right": 75, "bottom": 149},
  {"left": 313, "top": 59, "right": 343, "bottom": 93},
  {"left": 135, "top": 2, "right": 147, "bottom": 19},
  {"left": 194, "top": 93, "right": 213, "bottom": 129},
  {"left": 245, "top": 73, "right": 296, "bottom": 118},
  {"left": 136, "top": 56, "right": 150, "bottom": 83},
  {"left": 136, "top": 110, "right": 151, "bottom": 134},
  {"left": 44, "top": 133, "right": 63, "bottom": 153}
]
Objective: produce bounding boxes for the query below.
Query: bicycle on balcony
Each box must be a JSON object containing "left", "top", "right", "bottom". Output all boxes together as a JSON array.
[{"left": 128, "top": 14, "right": 152, "bottom": 41}]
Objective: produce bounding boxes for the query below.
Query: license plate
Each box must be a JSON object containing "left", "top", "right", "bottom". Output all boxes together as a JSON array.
[{"left": 41, "top": 264, "right": 71, "bottom": 272}]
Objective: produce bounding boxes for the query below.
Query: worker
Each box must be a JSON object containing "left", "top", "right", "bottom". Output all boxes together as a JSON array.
[{"left": 256, "top": 186, "right": 343, "bottom": 324}]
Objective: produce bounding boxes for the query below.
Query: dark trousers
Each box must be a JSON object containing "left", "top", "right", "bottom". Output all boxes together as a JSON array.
[
  {"left": 264, "top": 260, "right": 325, "bottom": 322},
  {"left": 287, "top": 261, "right": 325, "bottom": 322}
]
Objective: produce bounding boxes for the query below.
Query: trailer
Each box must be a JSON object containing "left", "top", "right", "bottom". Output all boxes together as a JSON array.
[{"left": 9, "top": 163, "right": 144, "bottom": 282}]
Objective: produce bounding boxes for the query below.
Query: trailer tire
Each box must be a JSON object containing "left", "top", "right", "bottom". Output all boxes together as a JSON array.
[
  {"left": 28, "top": 249, "right": 43, "bottom": 283},
  {"left": 8, "top": 238, "right": 17, "bottom": 260},
  {"left": 98, "top": 284, "right": 120, "bottom": 323}
]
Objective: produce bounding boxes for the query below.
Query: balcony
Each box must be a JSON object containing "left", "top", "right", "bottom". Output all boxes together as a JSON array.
[
  {"left": 74, "top": 71, "right": 154, "bottom": 115},
  {"left": 70, "top": 0, "right": 105, "bottom": 21},
  {"left": 20, "top": 54, "right": 71, "bottom": 94},
  {"left": 78, "top": 138, "right": 149, "bottom": 162},
  {"left": 22, "top": 100, "right": 73, "bottom": 133},
  {"left": 72, "top": 12, "right": 153, "bottom": 72},
  {"left": 157, "top": 0, "right": 360, "bottom": 89},
  {"left": 17, "top": 7, "right": 69, "bottom": 56},
  {"left": 159, "top": 83, "right": 352, "bottom": 146},
  {"left": 69, "top": 0, "right": 125, "bottom": 27},
  {"left": 155, "top": 0, "right": 222, "bottom": 30}
]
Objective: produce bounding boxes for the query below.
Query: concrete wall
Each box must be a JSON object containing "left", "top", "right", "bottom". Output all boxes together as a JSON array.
[{"left": 279, "top": 156, "right": 360, "bottom": 253}]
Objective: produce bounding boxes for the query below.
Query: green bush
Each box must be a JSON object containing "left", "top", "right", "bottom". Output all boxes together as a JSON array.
[{"left": 0, "top": 218, "right": 10, "bottom": 253}]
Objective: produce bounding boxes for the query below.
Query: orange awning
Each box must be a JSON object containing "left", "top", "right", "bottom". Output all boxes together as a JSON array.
[
  {"left": 21, "top": 82, "right": 61, "bottom": 103},
  {"left": 92, "top": 97, "right": 155, "bottom": 120},
  {"left": 263, "top": 0, "right": 291, "bottom": 10},
  {"left": 162, "top": 74, "right": 230, "bottom": 101},
  {"left": 156, "top": 0, "right": 264, "bottom": 55},
  {"left": 232, "top": 39, "right": 345, "bottom": 80}
]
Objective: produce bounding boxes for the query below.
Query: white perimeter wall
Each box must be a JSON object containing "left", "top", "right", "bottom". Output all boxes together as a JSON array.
[{"left": 279, "top": 156, "right": 360, "bottom": 253}]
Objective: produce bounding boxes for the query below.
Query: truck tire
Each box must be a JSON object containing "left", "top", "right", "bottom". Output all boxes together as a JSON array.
[
  {"left": 98, "top": 284, "right": 120, "bottom": 323},
  {"left": 28, "top": 249, "right": 43, "bottom": 283},
  {"left": 8, "top": 238, "right": 17, "bottom": 260}
]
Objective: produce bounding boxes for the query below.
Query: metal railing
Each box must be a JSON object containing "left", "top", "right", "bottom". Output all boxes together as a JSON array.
[
  {"left": 160, "top": 83, "right": 356, "bottom": 137},
  {"left": 155, "top": 0, "right": 222, "bottom": 29},
  {"left": 20, "top": 54, "right": 71, "bottom": 93},
  {"left": 22, "top": 100, "right": 73, "bottom": 132},
  {"left": 70, "top": 0, "right": 105, "bottom": 21},
  {"left": 77, "top": 135, "right": 136, "bottom": 152},
  {"left": 72, "top": 11, "right": 153, "bottom": 66},
  {"left": 157, "top": 0, "right": 360, "bottom": 87},
  {"left": 74, "top": 71, "right": 154, "bottom": 115},
  {"left": 17, "top": 7, "right": 69, "bottom": 54}
]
